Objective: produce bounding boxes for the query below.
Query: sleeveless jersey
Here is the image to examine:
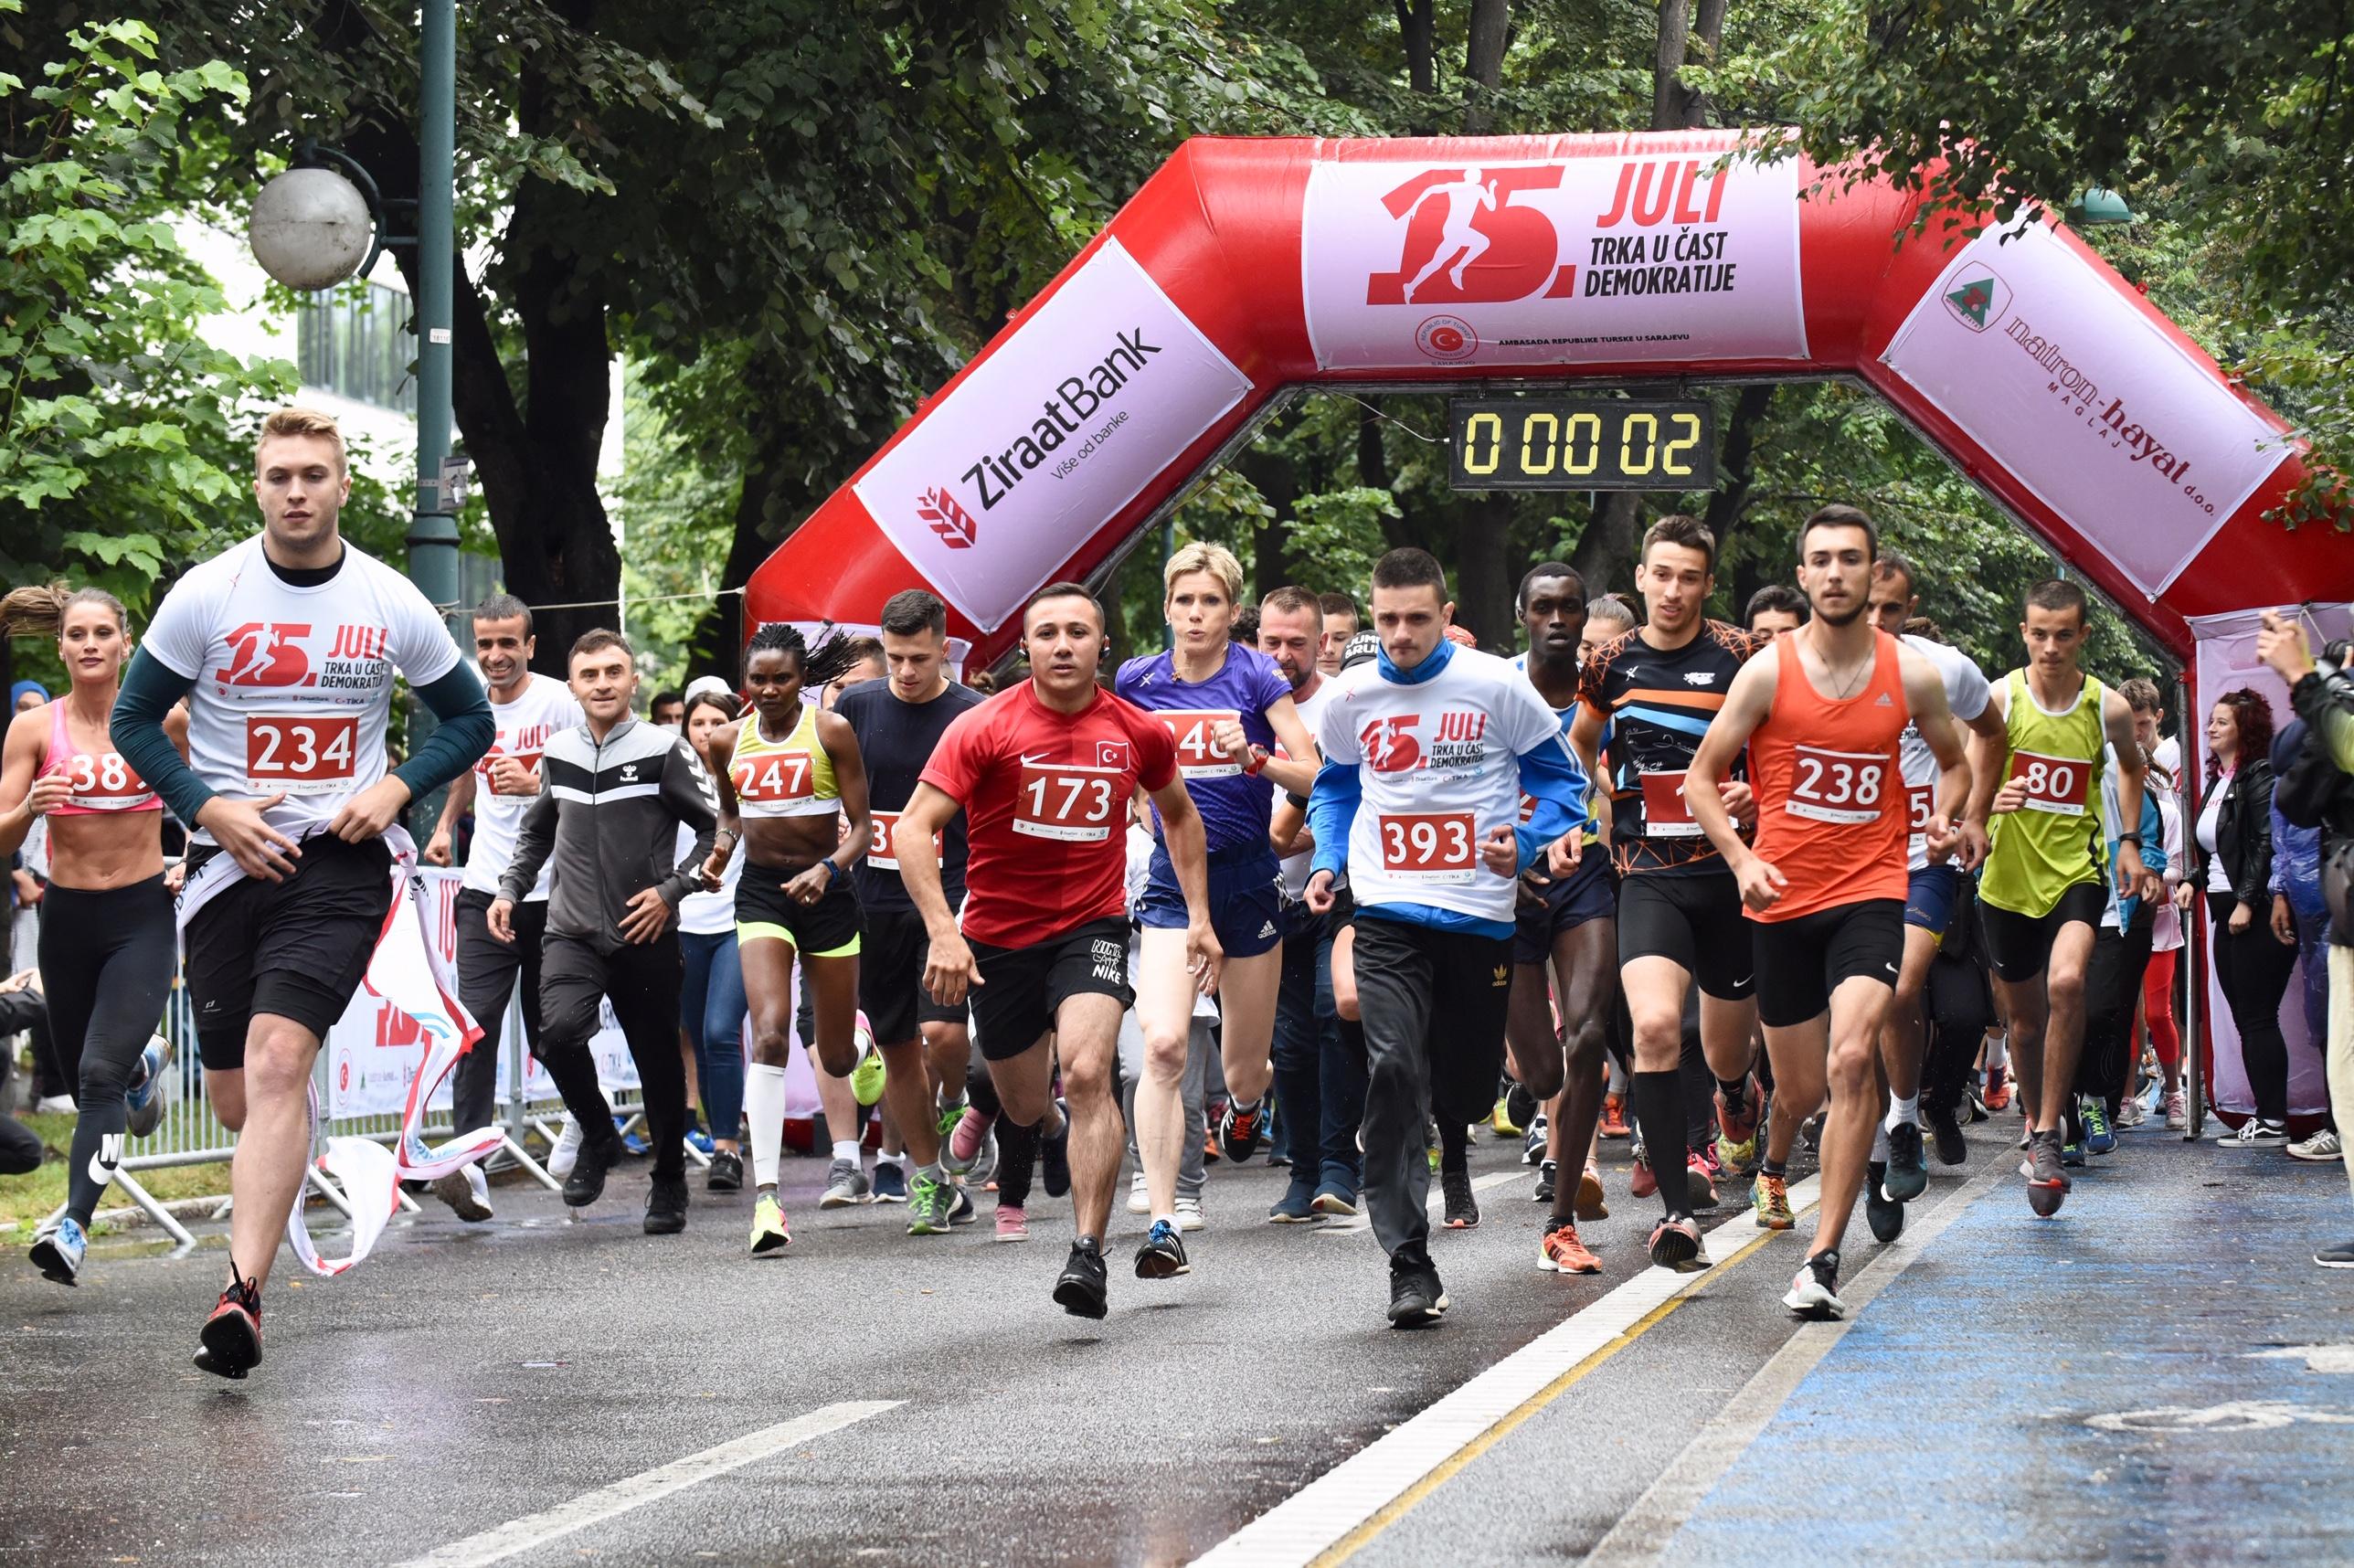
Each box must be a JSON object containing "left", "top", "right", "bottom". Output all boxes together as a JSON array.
[
  {"left": 39, "top": 698, "right": 159, "bottom": 815},
  {"left": 1980, "top": 669, "right": 2109, "bottom": 917},
  {"left": 1746, "top": 632, "right": 1910, "bottom": 921},
  {"left": 729, "top": 704, "right": 839, "bottom": 819}
]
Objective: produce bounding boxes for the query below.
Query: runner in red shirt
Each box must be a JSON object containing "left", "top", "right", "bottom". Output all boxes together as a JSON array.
[{"left": 895, "top": 581, "right": 1222, "bottom": 1318}]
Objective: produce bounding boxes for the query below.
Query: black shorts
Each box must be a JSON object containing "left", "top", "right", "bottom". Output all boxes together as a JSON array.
[
  {"left": 969, "top": 916, "right": 1132, "bottom": 1063},
  {"left": 1978, "top": 881, "right": 2107, "bottom": 984},
  {"left": 1617, "top": 868, "right": 1755, "bottom": 1001},
  {"left": 1751, "top": 899, "right": 1905, "bottom": 1029},
  {"left": 1512, "top": 847, "right": 1615, "bottom": 966},
  {"left": 859, "top": 905, "right": 964, "bottom": 1044},
  {"left": 184, "top": 835, "right": 395, "bottom": 1068},
  {"left": 735, "top": 864, "right": 862, "bottom": 957}
]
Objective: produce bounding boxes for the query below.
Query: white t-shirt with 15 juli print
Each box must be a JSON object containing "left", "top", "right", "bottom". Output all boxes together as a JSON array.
[
  {"left": 462, "top": 672, "right": 585, "bottom": 901},
  {"left": 142, "top": 536, "right": 463, "bottom": 846}
]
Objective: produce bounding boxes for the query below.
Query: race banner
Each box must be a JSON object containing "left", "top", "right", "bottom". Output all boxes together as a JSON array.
[{"left": 1299, "top": 150, "right": 1808, "bottom": 370}]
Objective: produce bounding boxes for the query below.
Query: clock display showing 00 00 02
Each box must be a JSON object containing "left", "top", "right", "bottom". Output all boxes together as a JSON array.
[{"left": 1447, "top": 397, "right": 1716, "bottom": 492}]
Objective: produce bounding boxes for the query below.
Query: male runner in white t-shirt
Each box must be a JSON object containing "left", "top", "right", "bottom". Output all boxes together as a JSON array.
[{"left": 111, "top": 408, "right": 493, "bottom": 1379}]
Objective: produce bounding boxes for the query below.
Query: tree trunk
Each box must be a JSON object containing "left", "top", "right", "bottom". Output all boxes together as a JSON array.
[
  {"left": 1702, "top": 384, "right": 1776, "bottom": 554},
  {"left": 1687, "top": 0, "right": 1728, "bottom": 128},
  {"left": 1462, "top": 0, "right": 1512, "bottom": 135},
  {"left": 1571, "top": 492, "right": 1645, "bottom": 599},
  {"left": 1455, "top": 491, "right": 1516, "bottom": 651},
  {"left": 1394, "top": 0, "right": 1437, "bottom": 95},
  {"left": 1654, "top": 0, "right": 1693, "bottom": 130}
]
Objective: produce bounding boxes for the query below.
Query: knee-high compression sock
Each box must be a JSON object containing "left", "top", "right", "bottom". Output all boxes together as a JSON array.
[
  {"left": 746, "top": 1064, "right": 788, "bottom": 1190},
  {"left": 1631, "top": 1069, "right": 1691, "bottom": 1214}
]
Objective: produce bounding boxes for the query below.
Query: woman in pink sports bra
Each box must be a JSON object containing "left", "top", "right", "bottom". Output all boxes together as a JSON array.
[{"left": 0, "top": 583, "right": 186, "bottom": 1286}]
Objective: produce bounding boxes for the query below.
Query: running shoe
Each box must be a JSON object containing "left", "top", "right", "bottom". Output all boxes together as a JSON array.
[
  {"left": 562, "top": 1129, "right": 623, "bottom": 1208},
  {"left": 1522, "top": 1113, "right": 1549, "bottom": 1165},
  {"left": 1269, "top": 1182, "right": 1318, "bottom": 1223},
  {"left": 1925, "top": 1103, "right": 1968, "bottom": 1167},
  {"left": 2164, "top": 1088, "right": 2187, "bottom": 1129},
  {"left": 1966, "top": 1086, "right": 1990, "bottom": 1124},
  {"left": 685, "top": 1126, "right": 716, "bottom": 1156},
  {"left": 1386, "top": 1255, "right": 1448, "bottom": 1327},
  {"left": 2080, "top": 1097, "right": 2116, "bottom": 1157},
  {"left": 1800, "top": 1114, "right": 1822, "bottom": 1154},
  {"left": 1041, "top": 1100, "right": 1071, "bottom": 1198},
  {"left": 1714, "top": 1076, "right": 1762, "bottom": 1172},
  {"left": 616, "top": 1115, "right": 651, "bottom": 1157},
  {"left": 907, "top": 1171, "right": 956, "bottom": 1235},
  {"left": 2222, "top": 1118, "right": 2290, "bottom": 1146},
  {"left": 1055, "top": 1239, "right": 1109, "bottom": 1318},
  {"left": 1685, "top": 1150, "right": 1718, "bottom": 1210},
  {"left": 1865, "top": 1160, "right": 1905, "bottom": 1243},
  {"left": 943, "top": 1105, "right": 994, "bottom": 1173},
  {"left": 1503, "top": 1081, "right": 1540, "bottom": 1137},
  {"left": 194, "top": 1264, "right": 263, "bottom": 1380},
  {"left": 28, "top": 1216, "right": 86, "bottom": 1286},
  {"left": 871, "top": 1161, "right": 908, "bottom": 1203},
  {"left": 1204, "top": 1123, "right": 1224, "bottom": 1165},
  {"left": 2316, "top": 1239, "right": 2354, "bottom": 1270},
  {"left": 820, "top": 1158, "right": 870, "bottom": 1208},
  {"left": 2289, "top": 1128, "right": 2345, "bottom": 1162},
  {"left": 935, "top": 1098, "right": 968, "bottom": 1149},
  {"left": 1784, "top": 1249, "right": 1845, "bottom": 1321},
  {"left": 1630, "top": 1140, "right": 1659, "bottom": 1200},
  {"left": 1577, "top": 1161, "right": 1608, "bottom": 1222},
  {"left": 1647, "top": 1213, "right": 1707, "bottom": 1272},
  {"left": 1441, "top": 1166, "right": 1479, "bottom": 1229},
  {"left": 1598, "top": 1094, "right": 1630, "bottom": 1139},
  {"left": 2115, "top": 1096, "right": 2147, "bottom": 1129},
  {"left": 706, "top": 1150, "right": 743, "bottom": 1192},
  {"left": 948, "top": 1185, "right": 978, "bottom": 1226},
  {"left": 1133, "top": 1217, "right": 1190, "bottom": 1279},
  {"left": 1311, "top": 1184, "right": 1358, "bottom": 1218},
  {"left": 1539, "top": 1221, "right": 1602, "bottom": 1275},
  {"left": 1532, "top": 1160, "right": 1557, "bottom": 1205},
  {"left": 123, "top": 1034, "right": 171, "bottom": 1139},
  {"left": 546, "top": 1115, "right": 582, "bottom": 1179},
  {"left": 1983, "top": 1065, "right": 2012, "bottom": 1112},
  {"left": 1174, "top": 1193, "right": 1206, "bottom": 1233},
  {"left": 748, "top": 1192, "right": 791, "bottom": 1255},
  {"left": 1490, "top": 1094, "right": 1522, "bottom": 1139},
  {"left": 1883, "top": 1120, "right": 1929, "bottom": 1202},
  {"left": 644, "top": 1175, "right": 688, "bottom": 1234},
  {"left": 1220, "top": 1098, "right": 1266, "bottom": 1163},
  {"left": 849, "top": 1025, "right": 886, "bottom": 1107},
  {"left": 2023, "top": 1129, "right": 2071, "bottom": 1218},
  {"left": 995, "top": 1203, "right": 1030, "bottom": 1243},
  {"left": 968, "top": 1128, "right": 1000, "bottom": 1190},
  {"left": 433, "top": 1162, "right": 494, "bottom": 1223},
  {"left": 1751, "top": 1171, "right": 1794, "bottom": 1231},
  {"left": 1127, "top": 1170, "right": 1150, "bottom": 1215}
]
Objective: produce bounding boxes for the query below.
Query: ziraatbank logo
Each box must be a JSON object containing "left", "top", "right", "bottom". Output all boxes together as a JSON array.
[
  {"left": 942, "top": 326, "right": 1165, "bottom": 514},
  {"left": 2003, "top": 314, "right": 2194, "bottom": 482}
]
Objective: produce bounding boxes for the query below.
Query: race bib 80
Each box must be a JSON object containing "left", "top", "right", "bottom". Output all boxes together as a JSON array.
[{"left": 2009, "top": 749, "right": 2089, "bottom": 815}]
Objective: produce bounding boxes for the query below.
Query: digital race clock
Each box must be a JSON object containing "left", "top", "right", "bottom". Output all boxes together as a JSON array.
[{"left": 1447, "top": 397, "right": 1716, "bottom": 492}]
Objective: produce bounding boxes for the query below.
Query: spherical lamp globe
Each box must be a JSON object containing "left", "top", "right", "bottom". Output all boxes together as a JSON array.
[{"left": 249, "top": 167, "right": 376, "bottom": 290}]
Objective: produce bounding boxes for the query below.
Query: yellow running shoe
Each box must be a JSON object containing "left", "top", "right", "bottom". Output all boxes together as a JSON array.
[
  {"left": 1490, "top": 1096, "right": 1522, "bottom": 1138},
  {"left": 848, "top": 1019, "right": 885, "bottom": 1107},
  {"left": 748, "top": 1191, "right": 791, "bottom": 1256},
  {"left": 1751, "top": 1171, "right": 1794, "bottom": 1231}
]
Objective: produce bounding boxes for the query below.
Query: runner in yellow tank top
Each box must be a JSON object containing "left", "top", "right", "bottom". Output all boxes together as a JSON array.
[{"left": 1973, "top": 580, "right": 2148, "bottom": 1219}]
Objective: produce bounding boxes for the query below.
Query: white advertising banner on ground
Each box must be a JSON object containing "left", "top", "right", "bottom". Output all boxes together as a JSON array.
[
  {"left": 1882, "top": 222, "right": 2295, "bottom": 598},
  {"left": 853, "top": 238, "right": 1254, "bottom": 631},
  {"left": 1299, "top": 151, "right": 1808, "bottom": 371},
  {"left": 323, "top": 868, "right": 639, "bottom": 1119}
]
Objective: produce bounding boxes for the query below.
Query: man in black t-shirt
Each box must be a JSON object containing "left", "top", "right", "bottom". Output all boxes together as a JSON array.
[{"left": 831, "top": 589, "right": 986, "bottom": 1237}]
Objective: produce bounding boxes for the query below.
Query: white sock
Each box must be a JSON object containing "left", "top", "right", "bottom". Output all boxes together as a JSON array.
[
  {"left": 1151, "top": 1211, "right": 1179, "bottom": 1231},
  {"left": 1986, "top": 1033, "right": 2009, "bottom": 1070},
  {"left": 1871, "top": 1121, "right": 1892, "bottom": 1163},
  {"left": 875, "top": 1150, "right": 907, "bottom": 1171},
  {"left": 1885, "top": 1095, "right": 1919, "bottom": 1132},
  {"left": 832, "top": 1139, "right": 864, "bottom": 1165},
  {"left": 746, "top": 1064, "right": 788, "bottom": 1189}
]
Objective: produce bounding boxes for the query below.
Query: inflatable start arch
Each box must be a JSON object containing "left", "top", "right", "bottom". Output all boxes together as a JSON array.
[{"left": 747, "top": 130, "right": 2349, "bottom": 663}]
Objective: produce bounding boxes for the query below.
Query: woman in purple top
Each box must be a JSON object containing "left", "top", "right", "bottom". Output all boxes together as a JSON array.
[{"left": 1116, "top": 543, "right": 1320, "bottom": 1267}]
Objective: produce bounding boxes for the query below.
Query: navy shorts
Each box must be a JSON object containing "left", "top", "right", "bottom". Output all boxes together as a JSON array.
[
  {"left": 1136, "top": 840, "right": 1285, "bottom": 959},
  {"left": 1904, "top": 864, "right": 1963, "bottom": 938},
  {"left": 1512, "top": 844, "right": 1616, "bottom": 966}
]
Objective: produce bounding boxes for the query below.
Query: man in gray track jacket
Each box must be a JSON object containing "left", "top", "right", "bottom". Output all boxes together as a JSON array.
[{"left": 490, "top": 629, "right": 717, "bottom": 1234}]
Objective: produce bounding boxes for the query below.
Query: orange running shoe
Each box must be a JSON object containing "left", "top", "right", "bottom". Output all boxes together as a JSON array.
[
  {"left": 1576, "top": 1160, "right": 1608, "bottom": 1221},
  {"left": 1686, "top": 1150, "right": 1718, "bottom": 1209},
  {"left": 1984, "top": 1065, "right": 2012, "bottom": 1112},
  {"left": 1630, "top": 1144, "right": 1658, "bottom": 1199},
  {"left": 1599, "top": 1093, "right": 1631, "bottom": 1139},
  {"left": 1540, "top": 1221, "right": 1602, "bottom": 1274}
]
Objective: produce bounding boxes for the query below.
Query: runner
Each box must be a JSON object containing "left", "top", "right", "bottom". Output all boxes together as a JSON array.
[
  {"left": 1684, "top": 507, "right": 1971, "bottom": 1319},
  {"left": 678, "top": 688, "right": 748, "bottom": 1191},
  {"left": 894, "top": 581, "right": 1217, "bottom": 1317},
  {"left": 831, "top": 589, "right": 985, "bottom": 1237},
  {"left": 1744, "top": 585, "right": 1807, "bottom": 639},
  {"left": 0, "top": 585, "right": 182, "bottom": 1286},
  {"left": 1317, "top": 593, "right": 1360, "bottom": 679},
  {"left": 1117, "top": 544, "right": 1319, "bottom": 1268},
  {"left": 1863, "top": 549, "right": 2003, "bottom": 1221},
  {"left": 424, "top": 594, "right": 584, "bottom": 1222},
  {"left": 109, "top": 406, "right": 493, "bottom": 1377},
  {"left": 1502, "top": 564, "right": 1614, "bottom": 1275},
  {"left": 1304, "top": 548, "right": 1586, "bottom": 1327},
  {"left": 1977, "top": 578, "right": 2147, "bottom": 1216},
  {"left": 1569, "top": 516, "right": 1765, "bottom": 1271},
  {"left": 700, "top": 622, "right": 873, "bottom": 1255}
]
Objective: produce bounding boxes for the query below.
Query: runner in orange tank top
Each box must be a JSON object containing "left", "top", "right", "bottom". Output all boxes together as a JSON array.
[{"left": 1684, "top": 506, "right": 1973, "bottom": 1321}]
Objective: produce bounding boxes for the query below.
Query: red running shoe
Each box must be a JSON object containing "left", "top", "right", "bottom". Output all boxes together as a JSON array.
[
  {"left": 1599, "top": 1094, "right": 1630, "bottom": 1139},
  {"left": 1540, "top": 1222, "right": 1602, "bottom": 1274},
  {"left": 194, "top": 1263, "right": 262, "bottom": 1380},
  {"left": 1984, "top": 1065, "right": 2013, "bottom": 1112}
]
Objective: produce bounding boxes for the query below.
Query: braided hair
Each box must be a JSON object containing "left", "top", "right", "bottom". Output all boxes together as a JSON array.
[{"left": 745, "top": 620, "right": 869, "bottom": 690}]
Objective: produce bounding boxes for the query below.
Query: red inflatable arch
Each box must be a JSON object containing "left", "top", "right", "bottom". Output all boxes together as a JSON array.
[{"left": 747, "top": 131, "right": 2349, "bottom": 662}]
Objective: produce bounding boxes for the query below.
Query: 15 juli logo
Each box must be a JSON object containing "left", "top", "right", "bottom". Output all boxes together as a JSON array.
[
  {"left": 217, "top": 622, "right": 313, "bottom": 687},
  {"left": 1360, "top": 715, "right": 1423, "bottom": 774}
]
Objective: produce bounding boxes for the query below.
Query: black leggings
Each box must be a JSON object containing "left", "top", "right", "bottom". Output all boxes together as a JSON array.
[
  {"left": 38, "top": 877, "right": 176, "bottom": 1226},
  {"left": 2211, "top": 891, "right": 2300, "bottom": 1122}
]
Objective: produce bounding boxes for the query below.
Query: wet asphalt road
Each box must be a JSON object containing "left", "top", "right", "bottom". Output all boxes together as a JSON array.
[{"left": 5, "top": 1106, "right": 2345, "bottom": 1566}]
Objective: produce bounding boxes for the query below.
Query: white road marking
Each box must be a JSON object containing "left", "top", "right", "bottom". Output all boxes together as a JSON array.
[
  {"left": 1193, "top": 1177, "right": 1824, "bottom": 1567},
  {"left": 398, "top": 1401, "right": 900, "bottom": 1568}
]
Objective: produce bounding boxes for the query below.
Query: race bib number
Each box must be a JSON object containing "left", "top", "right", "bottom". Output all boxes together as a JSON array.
[
  {"left": 478, "top": 751, "right": 543, "bottom": 795},
  {"left": 1156, "top": 709, "right": 1245, "bottom": 779},
  {"left": 1014, "top": 763, "right": 1122, "bottom": 842},
  {"left": 2009, "top": 749, "right": 2089, "bottom": 815},
  {"left": 1377, "top": 810, "right": 1478, "bottom": 884},
  {"left": 733, "top": 752, "right": 813, "bottom": 806},
  {"left": 1787, "top": 746, "right": 1888, "bottom": 825},
  {"left": 1639, "top": 770, "right": 1701, "bottom": 838},
  {"left": 1906, "top": 784, "right": 1935, "bottom": 839},
  {"left": 246, "top": 716, "right": 358, "bottom": 793},
  {"left": 867, "top": 809, "right": 943, "bottom": 871},
  {"left": 61, "top": 750, "right": 148, "bottom": 809}
]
